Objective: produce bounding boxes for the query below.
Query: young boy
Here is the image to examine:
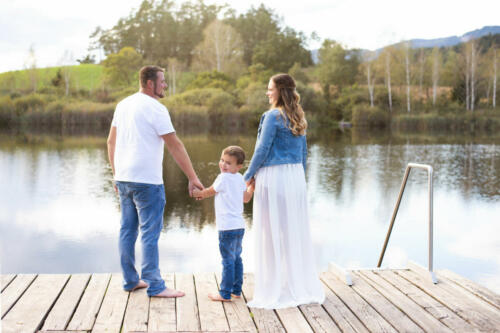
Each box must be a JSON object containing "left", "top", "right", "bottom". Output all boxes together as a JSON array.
[{"left": 193, "top": 146, "right": 254, "bottom": 302}]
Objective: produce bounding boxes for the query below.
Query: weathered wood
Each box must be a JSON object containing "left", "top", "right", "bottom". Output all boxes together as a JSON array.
[
  {"left": 2, "top": 274, "right": 69, "bottom": 333},
  {"left": 276, "top": 307, "right": 314, "bottom": 333},
  {"left": 215, "top": 272, "right": 256, "bottom": 332},
  {"left": 398, "top": 269, "right": 500, "bottom": 332},
  {"left": 299, "top": 301, "right": 341, "bottom": 333},
  {"left": 320, "top": 279, "right": 368, "bottom": 333},
  {"left": 122, "top": 283, "right": 150, "bottom": 332},
  {"left": 67, "top": 273, "right": 111, "bottom": 331},
  {"left": 194, "top": 272, "right": 229, "bottom": 331},
  {"left": 1, "top": 274, "right": 37, "bottom": 318},
  {"left": 148, "top": 273, "right": 177, "bottom": 332},
  {"left": 242, "top": 273, "right": 285, "bottom": 332},
  {"left": 42, "top": 274, "right": 91, "bottom": 330},
  {"left": 321, "top": 271, "right": 397, "bottom": 333},
  {"left": 92, "top": 273, "right": 129, "bottom": 333},
  {"left": 376, "top": 270, "right": 477, "bottom": 333},
  {"left": 349, "top": 271, "right": 424, "bottom": 332},
  {"left": 328, "top": 262, "right": 352, "bottom": 286},
  {"left": 358, "top": 270, "right": 453, "bottom": 332},
  {"left": 438, "top": 268, "right": 500, "bottom": 310},
  {"left": 1, "top": 274, "right": 16, "bottom": 292},
  {"left": 176, "top": 273, "right": 200, "bottom": 331}
]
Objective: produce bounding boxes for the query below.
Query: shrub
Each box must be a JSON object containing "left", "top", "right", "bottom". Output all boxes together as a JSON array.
[{"left": 352, "top": 104, "right": 389, "bottom": 128}]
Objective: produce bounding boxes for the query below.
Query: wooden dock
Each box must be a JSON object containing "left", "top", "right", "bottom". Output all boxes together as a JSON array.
[{"left": 1, "top": 263, "right": 499, "bottom": 332}]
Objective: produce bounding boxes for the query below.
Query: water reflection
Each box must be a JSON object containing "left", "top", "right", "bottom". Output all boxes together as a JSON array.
[{"left": 0, "top": 129, "right": 498, "bottom": 293}]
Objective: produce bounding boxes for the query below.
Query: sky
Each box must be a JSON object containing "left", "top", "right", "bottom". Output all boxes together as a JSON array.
[{"left": 0, "top": 0, "right": 499, "bottom": 73}]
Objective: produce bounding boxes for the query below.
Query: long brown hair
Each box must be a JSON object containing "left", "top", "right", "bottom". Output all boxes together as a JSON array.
[{"left": 271, "top": 73, "right": 307, "bottom": 136}]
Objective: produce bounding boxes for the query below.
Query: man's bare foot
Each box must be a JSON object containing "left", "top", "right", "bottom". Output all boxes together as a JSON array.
[
  {"left": 231, "top": 294, "right": 241, "bottom": 299},
  {"left": 131, "top": 280, "right": 148, "bottom": 291},
  {"left": 208, "top": 293, "right": 231, "bottom": 302},
  {"left": 152, "top": 288, "right": 185, "bottom": 298}
]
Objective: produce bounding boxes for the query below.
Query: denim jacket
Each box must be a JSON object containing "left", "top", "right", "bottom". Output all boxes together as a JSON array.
[{"left": 244, "top": 109, "right": 307, "bottom": 181}]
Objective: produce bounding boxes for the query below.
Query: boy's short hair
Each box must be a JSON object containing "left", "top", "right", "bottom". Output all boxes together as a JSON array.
[{"left": 223, "top": 146, "right": 245, "bottom": 165}]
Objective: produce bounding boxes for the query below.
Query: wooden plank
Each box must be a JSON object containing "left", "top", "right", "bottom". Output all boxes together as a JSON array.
[
  {"left": 328, "top": 262, "right": 352, "bottom": 286},
  {"left": 42, "top": 274, "right": 91, "bottom": 330},
  {"left": 438, "top": 269, "right": 500, "bottom": 310},
  {"left": 320, "top": 280, "right": 368, "bottom": 333},
  {"left": 276, "top": 307, "right": 313, "bottom": 333},
  {"left": 215, "top": 272, "right": 256, "bottom": 332},
  {"left": 299, "top": 302, "right": 341, "bottom": 333},
  {"left": 2, "top": 274, "right": 69, "bottom": 333},
  {"left": 377, "top": 270, "right": 477, "bottom": 333},
  {"left": 1, "top": 274, "right": 37, "bottom": 318},
  {"left": 320, "top": 271, "right": 397, "bottom": 333},
  {"left": 148, "top": 273, "right": 177, "bottom": 332},
  {"left": 92, "top": 273, "right": 129, "bottom": 333},
  {"left": 242, "top": 273, "right": 285, "bottom": 332},
  {"left": 67, "top": 273, "right": 111, "bottom": 331},
  {"left": 349, "top": 271, "right": 423, "bottom": 333},
  {"left": 122, "top": 283, "right": 150, "bottom": 332},
  {"left": 176, "top": 273, "right": 200, "bottom": 331},
  {"left": 194, "top": 272, "right": 229, "bottom": 331},
  {"left": 1, "top": 274, "right": 16, "bottom": 292},
  {"left": 358, "top": 270, "right": 453, "bottom": 332},
  {"left": 398, "top": 269, "right": 500, "bottom": 332}
]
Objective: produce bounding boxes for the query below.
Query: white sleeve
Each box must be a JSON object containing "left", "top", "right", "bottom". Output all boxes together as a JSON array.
[
  {"left": 111, "top": 105, "right": 120, "bottom": 127},
  {"left": 213, "top": 174, "right": 225, "bottom": 193},
  {"left": 152, "top": 105, "right": 175, "bottom": 135}
]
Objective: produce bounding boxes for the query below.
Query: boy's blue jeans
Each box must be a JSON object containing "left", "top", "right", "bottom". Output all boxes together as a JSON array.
[
  {"left": 116, "top": 181, "right": 166, "bottom": 296},
  {"left": 218, "top": 228, "right": 245, "bottom": 300}
]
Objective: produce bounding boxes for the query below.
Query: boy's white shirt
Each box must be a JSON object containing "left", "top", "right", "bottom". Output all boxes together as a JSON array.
[{"left": 213, "top": 172, "right": 247, "bottom": 231}]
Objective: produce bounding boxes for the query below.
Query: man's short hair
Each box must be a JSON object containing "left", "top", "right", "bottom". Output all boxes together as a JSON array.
[
  {"left": 139, "top": 66, "right": 164, "bottom": 88},
  {"left": 223, "top": 146, "right": 245, "bottom": 165}
]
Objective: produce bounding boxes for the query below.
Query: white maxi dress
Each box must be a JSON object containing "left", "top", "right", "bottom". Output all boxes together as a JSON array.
[{"left": 247, "top": 162, "right": 325, "bottom": 309}]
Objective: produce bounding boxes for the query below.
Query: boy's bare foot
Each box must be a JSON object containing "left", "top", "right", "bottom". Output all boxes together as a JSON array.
[
  {"left": 152, "top": 288, "right": 185, "bottom": 298},
  {"left": 231, "top": 294, "right": 241, "bottom": 299},
  {"left": 208, "top": 293, "right": 231, "bottom": 302},
  {"left": 131, "top": 280, "right": 148, "bottom": 291}
]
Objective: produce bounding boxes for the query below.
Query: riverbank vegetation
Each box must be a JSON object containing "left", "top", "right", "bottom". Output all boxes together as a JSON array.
[{"left": 0, "top": 0, "right": 499, "bottom": 132}]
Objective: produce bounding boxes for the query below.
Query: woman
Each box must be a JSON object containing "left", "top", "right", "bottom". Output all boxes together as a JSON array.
[{"left": 244, "top": 73, "right": 324, "bottom": 309}]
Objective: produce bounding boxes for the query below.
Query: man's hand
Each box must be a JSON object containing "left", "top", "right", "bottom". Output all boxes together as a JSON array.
[
  {"left": 189, "top": 177, "right": 204, "bottom": 197},
  {"left": 192, "top": 188, "right": 203, "bottom": 200}
]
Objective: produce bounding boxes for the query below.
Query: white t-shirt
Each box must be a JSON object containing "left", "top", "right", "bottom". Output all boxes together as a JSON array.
[
  {"left": 111, "top": 92, "right": 175, "bottom": 185},
  {"left": 213, "top": 172, "right": 247, "bottom": 231}
]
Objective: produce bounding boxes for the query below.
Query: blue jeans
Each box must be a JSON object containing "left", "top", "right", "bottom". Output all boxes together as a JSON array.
[
  {"left": 218, "top": 228, "right": 245, "bottom": 300},
  {"left": 116, "top": 181, "right": 166, "bottom": 296}
]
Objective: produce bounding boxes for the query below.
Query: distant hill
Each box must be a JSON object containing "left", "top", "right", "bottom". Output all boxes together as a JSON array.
[
  {"left": 311, "top": 26, "right": 500, "bottom": 64},
  {"left": 408, "top": 26, "right": 500, "bottom": 49}
]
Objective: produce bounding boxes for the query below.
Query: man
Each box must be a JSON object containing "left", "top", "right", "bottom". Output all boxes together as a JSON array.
[{"left": 107, "top": 65, "right": 203, "bottom": 297}]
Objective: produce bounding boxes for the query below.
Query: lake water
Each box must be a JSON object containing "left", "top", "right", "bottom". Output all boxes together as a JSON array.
[{"left": 0, "top": 128, "right": 499, "bottom": 293}]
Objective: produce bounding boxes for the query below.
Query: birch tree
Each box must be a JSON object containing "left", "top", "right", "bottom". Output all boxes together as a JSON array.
[
  {"left": 494, "top": 48, "right": 497, "bottom": 109},
  {"left": 362, "top": 52, "right": 376, "bottom": 107},
  {"left": 167, "top": 57, "right": 184, "bottom": 95},
  {"left": 465, "top": 43, "right": 471, "bottom": 110},
  {"left": 470, "top": 41, "right": 477, "bottom": 111},
  {"left": 380, "top": 47, "right": 394, "bottom": 113},
  {"left": 24, "top": 45, "right": 38, "bottom": 93},
  {"left": 59, "top": 50, "right": 74, "bottom": 96},
  {"left": 404, "top": 42, "right": 411, "bottom": 112},
  {"left": 431, "top": 47, "right": 441, "bottom": 106},
  {"left": 418, "top": 48, "right": 425, "bottom": 100},
  {"left": 192, "top": 19, "right": 244, "bottom": 77}
]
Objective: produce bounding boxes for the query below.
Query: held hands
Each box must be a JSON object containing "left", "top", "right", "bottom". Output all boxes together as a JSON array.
[
  {"left": 246, "top": 178, "right": 255, "bottom": 193},
  {"left": 188, "top": 177, "right": 204, "bottom": 197},
  {"left": 192, "top": 188, "right": 204, "bottom": 200}
]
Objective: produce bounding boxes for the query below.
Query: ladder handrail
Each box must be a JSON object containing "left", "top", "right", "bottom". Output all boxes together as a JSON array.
[{"left": 377, "top": 163, "right": 437, "bottom": 284}]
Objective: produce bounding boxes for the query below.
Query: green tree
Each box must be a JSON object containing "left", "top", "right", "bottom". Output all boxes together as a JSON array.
[
  {"left": 103, "top": 47, "right": 143, "bottom": 87},
  {"left": 317, "top": 40, "right": 360, "bottom": 100},
  {"left": 185, "top": 71, "right": 233, "bottom": 91}
]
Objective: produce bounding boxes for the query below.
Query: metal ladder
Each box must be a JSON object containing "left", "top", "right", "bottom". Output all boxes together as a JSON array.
[{"left": 377, "top": 163, "right": 437, "bottom": 284}]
